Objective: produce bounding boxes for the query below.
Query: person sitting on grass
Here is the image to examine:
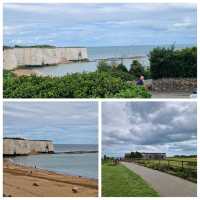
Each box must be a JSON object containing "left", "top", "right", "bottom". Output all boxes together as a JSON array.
[{"left": 136, "top": 75, "right": 144, "bottom": 85}]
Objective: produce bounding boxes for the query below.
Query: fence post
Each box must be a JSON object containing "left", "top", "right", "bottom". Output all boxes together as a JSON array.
[
  {"left": 168, "top": 160, "right": 170, "bottom": 169},
  {"left": 182, "top": 161, "right": 184, "bottom": 170}
]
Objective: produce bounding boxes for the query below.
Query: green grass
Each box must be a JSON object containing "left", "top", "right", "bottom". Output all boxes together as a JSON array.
[
  {"left": 134, "top": 159, "right": 197, "bottom": 183},
  {"left": 167, "top": 157, "right": 197, "bottom": 162},
  {"left": 102, "top": 161, "right": 159, "bottom": 197},
  {"left": 136, "top": 159, "right": 197, "bottom": 170}
]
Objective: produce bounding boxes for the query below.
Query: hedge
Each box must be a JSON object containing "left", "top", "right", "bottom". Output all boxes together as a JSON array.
[
  {"left": 3, "top": 70, "right": 151, "bottom": 98},
  {"left": 149, "top": 46, "right": 197, "bottom": 79}
]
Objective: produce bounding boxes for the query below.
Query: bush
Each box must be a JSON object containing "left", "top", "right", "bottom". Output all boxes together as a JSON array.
[
  {"left": 97, "top": 60, "right": 112, "bottom": 72},
  {"left": 129, "top": 60, "right": 144, "bottom": 78},
  {"left": 175, "top": 47, "right": 197, "bottom": 78},
  {"left": 4, "top": 70, "right": 151, "bottom": 98},
  {"left": 110, "top": 70, "right": 134, "bottom": 81},
  {"left": 114, "top": 85, "right": 151, "bottom": 98},
  {"left": 115, "top": 63, "right": 128, "bottom": 73},
  {"left": 144, "top": 67, "right": 151, "bottom": 79},
  {"left": 149, "top": 46, "right": 197, "bottom": 79},
  {"left": 97, "top": 60, "right": 134, "bottom": 81}
]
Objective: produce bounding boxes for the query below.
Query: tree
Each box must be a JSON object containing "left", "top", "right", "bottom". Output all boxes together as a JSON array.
[
  {"left": 97, "top": 60, "right": 112, "bottom": 72},
  {"left": 143, "top": 67, "right": 151, "bottom": 79},
  {"left": 110, "top": 61, "right": 118, "bottom": 69},
  {"left": 97, "top": 61, "right": 133, "bottom": 81},
  {"left": 135, "top": 151, "right": 143, "bottom": 159},
  {"left": 115, "top": 63, "right": 128, "bottom": 73},
  {"left": 149, "top": 46, "right": 197, "bottom": 79},
  {"left": 129, "top": 60, "right": 144, "bottom": 78},
  {"left": 125, "top": 151, "right": 143, "bottom": 159},
  {"left": 149, "top": 46, "right": 176, "bottom": 79},
  {"left": 103, "top": 154, "right": 107, "bottom": 160}
]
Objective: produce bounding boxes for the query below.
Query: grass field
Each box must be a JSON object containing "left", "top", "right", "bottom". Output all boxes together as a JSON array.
[
  {"left": 134, "top": 158, "right": 197, "bottom": 183},
  {"left": 167, "top": 157, "right": 197, "bottom": 162},
  {"left": 102, "top": 161, "right": 159, "bottom": 197},
  {"left": 135, "top": 158, "right": 197, "bottom": 170}
]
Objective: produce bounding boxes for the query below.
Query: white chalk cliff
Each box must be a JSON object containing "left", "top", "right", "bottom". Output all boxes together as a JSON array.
[
  {"left": 3, "top": 47, "right": 88, "bottom": 70},
  {"left": 3, "top": 138, "right": 54, "bottom": 155}
]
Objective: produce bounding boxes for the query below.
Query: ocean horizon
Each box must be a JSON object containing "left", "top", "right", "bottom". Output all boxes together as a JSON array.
[{"left": 54, "top": 144, "right": 98, "bottom": 153}]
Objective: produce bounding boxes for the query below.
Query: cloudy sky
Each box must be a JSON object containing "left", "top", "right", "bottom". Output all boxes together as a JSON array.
[
  {"left": 102, "top": 102, "right": 197, "bottom": 157},
  {"left": 4, "top": 3, "right": 196, "bottom": 46},
  {"left": 4, "top": 102, "right": 98, "bottom": 144}
]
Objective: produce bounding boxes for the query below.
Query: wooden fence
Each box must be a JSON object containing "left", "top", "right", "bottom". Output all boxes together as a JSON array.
[{"left": 124, "top": 158, "right": 197, "bottom": 171}]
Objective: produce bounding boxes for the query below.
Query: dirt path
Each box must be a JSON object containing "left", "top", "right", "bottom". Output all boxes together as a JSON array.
[{"left": 121, "top": 162, "right": 196, "bottom": 197}]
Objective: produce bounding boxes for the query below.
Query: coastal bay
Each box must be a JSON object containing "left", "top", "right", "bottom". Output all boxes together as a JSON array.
[
  {"left": 11, "top": 152, "right": 98, "bottom": 179},
  {"left": 6, "top": 44, "right": 193, "bottom": 77},
  {"left": 4, "top": 159, "right": 98, "bottom": 197},
  {"left": 3, "top": 103, "right": 99, "bottom": 197}
]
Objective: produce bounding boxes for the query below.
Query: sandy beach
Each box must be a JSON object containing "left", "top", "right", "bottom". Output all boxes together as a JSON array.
[
  {"left": 3, "top": 159, "right": 98, "bottom": 197},
  {"left": 12, "top": 68, "right": 41, "bottom": 76}
]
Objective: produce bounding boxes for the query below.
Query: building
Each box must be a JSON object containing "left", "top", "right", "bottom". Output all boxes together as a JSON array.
[
  {"left": 141, "top": 152, "right": 166, "bottom": 160},
  {"left": 124, "top": 152, "right": 166, "bottom": 160}
]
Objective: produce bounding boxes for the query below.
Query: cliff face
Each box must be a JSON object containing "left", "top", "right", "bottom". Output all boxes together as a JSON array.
[
  {"left": 3, "top": 47, "right": 88, "bottom": 70},
  {"left": 3, "top": 138, "right": 54, "bottom": 156},
  {"left": 3, "top": 49, "right": 18, "bottom": 70}
]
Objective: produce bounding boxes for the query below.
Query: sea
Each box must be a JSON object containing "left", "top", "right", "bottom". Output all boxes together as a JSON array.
[
  {"left": 11, "top": 144, "right": 98, "bottom": 179},
  {"left": 36, "top": 44, "right": 194, "bottom": 76}
]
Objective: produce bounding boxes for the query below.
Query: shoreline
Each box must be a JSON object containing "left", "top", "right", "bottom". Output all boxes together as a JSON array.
[
  {"left": 4, "top": 155, "right": 98, "bottom": 180},
  {"left": 4, "top": 150, "right": 98, "bottom": 157},
  {"left": 56, "top": 150, "right": 98, "bottom": 154},
  {"left": 3, "top": 159, "right": 98, "bottom": 197},
  {"left": 12, "top": 68, "right": 41, "bottom": 76},
  {"left": 8, "top": 55, "right": 147, "bottom": 77}
]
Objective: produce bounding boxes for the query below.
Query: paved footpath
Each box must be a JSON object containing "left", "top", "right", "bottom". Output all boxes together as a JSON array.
[{"left": 121, "top": 162, "right": 197, "bottom": 197}]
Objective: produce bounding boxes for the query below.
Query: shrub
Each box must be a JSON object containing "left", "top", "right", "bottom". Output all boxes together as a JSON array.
[
  {"left": 114, "top": 84, "right": 151, "bottom": 98},
  {"left": 97, "top": 61, "right": 134, "bottom": 81},
  {"left": 149, "top": 46, "right": 197, "bottom": 79},
  {"left": 97, "top": 60, "right": 112, "bottom": 72},
  {"left": 4, "top": 70, "right": 151, "bottom": 98},
  {"left": 129, "top": 60, "right": 144, "bottom": 78},
  {"left": 110, "top": 70, "right": 134, "bottom": 81},
  {"left": 144, "top": 67, "right": 151, "bottom": 79},
  {"left": 115, "top": 63, "right": 128, "bottom": 73},
  {"left": 175, "top": 47, "right": 197, "bottom": 78}
]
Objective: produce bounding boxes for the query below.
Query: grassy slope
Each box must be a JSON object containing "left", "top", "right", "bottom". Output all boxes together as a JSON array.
[
  {"left": 134, "top": 159, "right": 196, "bottom": 183},
  {"left": 167, "top": 157, "right": 197, "bottom": 162},
  {"left": 140, "top": 158, "right": 197, "bottom": 169},
  {"left": 102, "top": 162, "right": 159, "bottom": 197}
]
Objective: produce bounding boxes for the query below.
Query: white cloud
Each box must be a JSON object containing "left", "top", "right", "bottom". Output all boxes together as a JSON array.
[
  {"left": 4, "top": 102, "right": 98, "bottom": 144},
  {"left": 102, "top": 102, "right": 197, "bottom": 157},
  {"left": 3, "top": 3, "right": 197, "bottom": 46}
]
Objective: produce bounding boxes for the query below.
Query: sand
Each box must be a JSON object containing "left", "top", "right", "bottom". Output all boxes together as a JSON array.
[
  {"left": 12, "top": 68, "right": 41, "bottom": 76},
  {"left": 3, "top": 160, "right": 98, "bottom": 197}
]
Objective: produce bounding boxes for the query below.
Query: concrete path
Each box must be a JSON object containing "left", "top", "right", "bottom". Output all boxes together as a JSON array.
[
  {"left": 151, "top": 91, "right": 191, "bottom": 98},
  {"left": 121, "top": 162, "right": 197, "bottom": 197}
]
